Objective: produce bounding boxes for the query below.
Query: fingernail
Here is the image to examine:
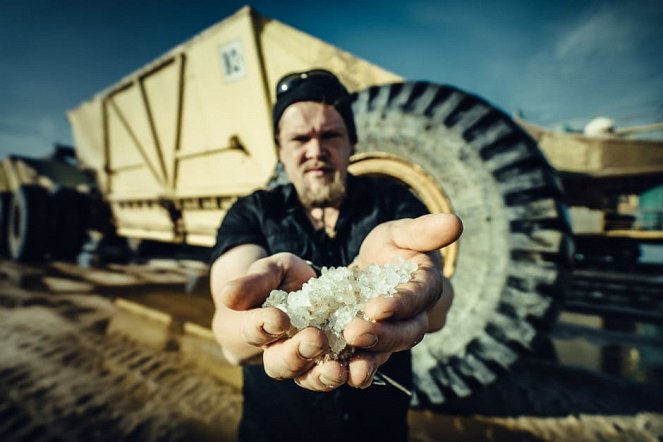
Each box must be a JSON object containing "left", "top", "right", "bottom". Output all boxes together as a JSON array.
[
  {"left": 360, "top": 367, "right": 377, "bottom": 389},
  {"left": 355, "top": 333, "right": 378, "bottom": 348},
  {"left": 299, "top": 341, "right": 323, "bottom": 360},
  {"left": 262, "top": 321, "right": 282, "bottom": 337}
]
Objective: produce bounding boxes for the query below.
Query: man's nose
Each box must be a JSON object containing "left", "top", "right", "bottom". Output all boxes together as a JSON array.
[{"left": 305, "top": 137, "right": 327, "bottom": 159}]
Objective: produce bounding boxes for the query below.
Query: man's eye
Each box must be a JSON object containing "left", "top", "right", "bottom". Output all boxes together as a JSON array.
[{"left": 321, "top": 131, "right": 341, "bottom": 140}]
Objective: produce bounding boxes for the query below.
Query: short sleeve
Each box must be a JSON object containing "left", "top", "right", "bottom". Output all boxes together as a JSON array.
[{"left": 209, "top": 195, "right": 267, "bottom": 263}]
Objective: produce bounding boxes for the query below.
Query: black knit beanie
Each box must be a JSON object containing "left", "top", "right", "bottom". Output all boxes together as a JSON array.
[{"left": 272, "top": 70, "right": 357, "bottom": 145}]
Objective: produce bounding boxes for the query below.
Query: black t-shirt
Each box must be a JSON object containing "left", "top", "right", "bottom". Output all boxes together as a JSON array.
[{"left": 213, "top": 174, "right": 428, "bottom": 442}]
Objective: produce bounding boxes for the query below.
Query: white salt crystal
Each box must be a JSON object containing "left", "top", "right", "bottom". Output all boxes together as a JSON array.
[{"left": 262, "top": 258, "right": 417, "bottom": 359}]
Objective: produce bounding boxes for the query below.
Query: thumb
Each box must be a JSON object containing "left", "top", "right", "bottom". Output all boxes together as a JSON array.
[
  {"left": 390, "top": 213, "right": 463, "bottom": 253},
  {"left": 221, "top": 253, "right": 317, "bottom": 310},
  {"left": 221, "top": 268, "right": 282, "bottom": 311}
]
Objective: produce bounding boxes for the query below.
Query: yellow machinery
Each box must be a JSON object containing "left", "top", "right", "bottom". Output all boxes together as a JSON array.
[
  {"left": 5, "top": 6, "right": 661, "bottom": 404},
  {"left": 61, "top": 7, "right": 572, "bottom": 404},
  {"left": 0, "top": 6, "right": 577, "bottom": 405},
  {"left": 67, "top": 7, "right": 399, "bottom": 247},
  {"left": 0, "top": 147, "right": 94, "bottom": 261}
]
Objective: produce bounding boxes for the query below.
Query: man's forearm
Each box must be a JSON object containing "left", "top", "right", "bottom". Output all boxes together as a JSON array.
[{"left": 209, "top": 244, "right": 270, "bottom": 365}]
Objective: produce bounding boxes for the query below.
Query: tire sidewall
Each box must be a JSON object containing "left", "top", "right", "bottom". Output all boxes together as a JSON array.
[
  {"left": 8, "top": 185, "right": 52, "bottom": 262},
  {"left": 350, "top": 82, "right": 572, "bottom": 403}
]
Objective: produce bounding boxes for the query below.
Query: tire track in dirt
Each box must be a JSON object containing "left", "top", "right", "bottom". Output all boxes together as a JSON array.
[{"left": 0, "top": 284, "right": 241, "bottom": 441}]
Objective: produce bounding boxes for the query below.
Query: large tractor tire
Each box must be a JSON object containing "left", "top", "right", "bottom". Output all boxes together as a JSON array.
[
  {"left": 7, "top": 185, "right": 51, "bottom": 262},
  {"left": 0, "top": 191, "right": 11, "bottom": 256},
  {"left": 349, "top": 82, "right": 573, "bottom": 405}
]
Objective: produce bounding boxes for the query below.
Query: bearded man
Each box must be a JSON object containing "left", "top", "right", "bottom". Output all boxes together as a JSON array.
[{"left": 209, "top": 69, "right": 462, "bottom": 442}]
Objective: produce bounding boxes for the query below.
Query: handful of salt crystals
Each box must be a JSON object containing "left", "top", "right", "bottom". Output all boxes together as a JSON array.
[{"left": 262, "top": 259, "right": 417, "bottom": 360}]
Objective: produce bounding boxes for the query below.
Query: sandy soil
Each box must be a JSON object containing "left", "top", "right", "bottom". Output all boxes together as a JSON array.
[
  {"left": 0, "top": 279, "right": 242, "bottom": 441},
  {"left": 1, "top": 261, "right": 661, "bottom": 442}
]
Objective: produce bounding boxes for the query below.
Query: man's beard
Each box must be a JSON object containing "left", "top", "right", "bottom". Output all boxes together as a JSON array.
[{"left": 298, "top": 168, "right": 347, "bottom": 209}]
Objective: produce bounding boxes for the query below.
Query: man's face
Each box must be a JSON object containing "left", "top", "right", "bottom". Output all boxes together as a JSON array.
[{"left": 277, "top": 101, "right": 353, "bottom": 208}]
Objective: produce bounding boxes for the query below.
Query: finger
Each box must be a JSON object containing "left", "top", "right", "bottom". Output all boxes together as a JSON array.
[
  {"left": 262, "top": 327, "right": 327, "bottom": 380},
  {"left": 389, "top": 213, "right": 463, "bottom": 253},
  {"left": 347, "top": 351, "right": 391, "bottom": 388},
  {"left": 294, "top": 360, "right": 347, "bottom": 391},
  {"left": 221, "top": 253, "right": 315, "bottom": 310},
  {"left": 221, "top": 272, "right": 281, "bottom": 310},
  {"left": 365, "top": 284, "right": 452, "bottom": 324},
  {"left": 344, "top": 312, "right": 428, "bottom": 354},
  {"left": 240, "top": 307, "right": 291, "bottom": 347}
]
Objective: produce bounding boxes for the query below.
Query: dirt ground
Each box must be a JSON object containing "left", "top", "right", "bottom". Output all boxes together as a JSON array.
[
  {"left": 0, "top": 276, "right": 242, "bottom": 441},
  {"left": 1, "top": 260, "right": 662, "bottom": 442}
]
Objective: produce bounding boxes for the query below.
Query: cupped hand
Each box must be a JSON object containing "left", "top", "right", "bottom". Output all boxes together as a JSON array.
[
  {"left": 343, "top": 213, "right": 462, "bottom": 388},
  {"left": 219, "top": 252, "right": 348, "bottom": 391}
]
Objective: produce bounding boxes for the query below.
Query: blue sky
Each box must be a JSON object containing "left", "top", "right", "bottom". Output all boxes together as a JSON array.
[{"left": 1, "top": 0, "right": 662, "bottom": 158}]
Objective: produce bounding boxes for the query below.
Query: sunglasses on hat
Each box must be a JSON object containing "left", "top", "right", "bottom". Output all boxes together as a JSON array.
[{"left": 275, "top": 69, "right": 348, "bottom": 98}]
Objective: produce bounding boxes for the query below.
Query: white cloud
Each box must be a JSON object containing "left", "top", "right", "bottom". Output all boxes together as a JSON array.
[
  {"left": 513, "top": 1, "right": 663, "bottom": 128},
  {"left": 554, "top": 7, "right": 636, "bottom": 60}
]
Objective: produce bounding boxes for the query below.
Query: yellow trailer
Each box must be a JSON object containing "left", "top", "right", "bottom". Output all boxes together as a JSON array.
[{"left": 68, "top": 7, "right": 399, "bottom": 246}]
